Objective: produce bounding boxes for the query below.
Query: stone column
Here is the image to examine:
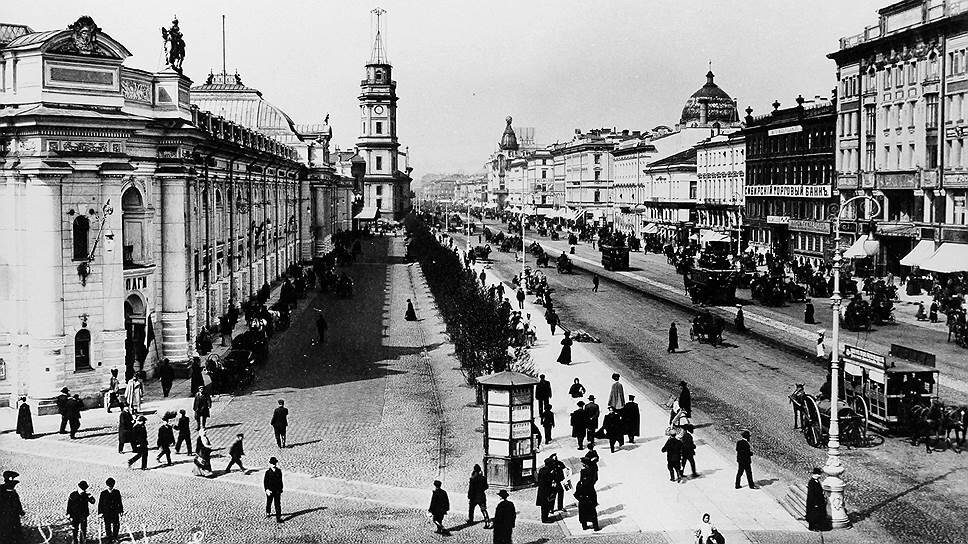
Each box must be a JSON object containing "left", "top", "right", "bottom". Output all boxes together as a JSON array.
[
  {"left": 299, "top": 176, "right": 312, "bottom": 261},
  {"left": 311, "top": 181, "right": 328, "bottom": 258},
  {"left": 100, "top": 175, "right": 126, "bottom": 372},
  {"left": 0, "top": 173, "right": 16, "bottom": 407},
  {"left": 158, "top": 171, "right": 190, "bottom": 363},
  {"left": 24, "top": 176, "right": 67, "bottom": 408}
]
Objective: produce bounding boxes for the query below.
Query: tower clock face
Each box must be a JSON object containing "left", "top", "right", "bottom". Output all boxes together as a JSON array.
[{"left": 374, "top": 106, "right": 385, "bottom": 115}]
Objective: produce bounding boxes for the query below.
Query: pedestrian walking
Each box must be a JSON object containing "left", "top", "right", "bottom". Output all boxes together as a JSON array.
[
  {"left": 155, "top": 417, "right": 175, "bottom": 466},
  {"left": 592, "top": 274, "right": 599, "bottom": 292},
  {"left": 315, "top": 313, "right": 328, "bottom": 343},
  {"left": 117, "top": 406, "right": 133, "bottom": 454},
  {"left": 57, "top": 387, "right": 70, "bottom": 434},
  {"left": 580, "top": 451, "right": 599, "bottom": 485},
  {"left": 621, "top": 395, "right": 640, "bottom": 443},
  {"left": 66, "top": 480, "right": 95, "bottom": 544},
  {"left": 174, "top": 409, "right": 192, "bottom": 454},
  {"left": 806, "top": 467, "right": 828, "bottom": 531},
  {"left": 466, "top": 464, "right": 490, "bottom": 526},
  {"left": 65, "top": 394, "right": 83, "bottom": 439},
  {"left": 607, "top": 373, "right": 625, "bottom": 410},
  {"left": 106, "top": 369, "right": 121, "bottom": 412},
  {"left": 124, "top": 375, "right": 143, "bottom": 414},
  {"left": 735, "top": 304, "right": 746, "bottom": 332},
  {"left": 668, "top": 322, "right": 679, "bottom": 353},
  {"left": 225, "top": 433, "right": 246, "bottom": 472},
  {"left": 428, "top": 480, "right": 451, "bottom": 535},
  {"left": 662, "top": 431, "right": 684, "bottom": 482},
  {"left": 0, "top": 471, "right": 24, "bottom": 544},
  {"left": 189, "top": 357, "right": 205, "bottom": 396},
  {"left": 536, "top": 458, "right": 556, "bottom": 523},
  {"left": 815, "top": 329, "right": 826, "bottom": 361},
  {"left": 158, "top": 358, "right": 174, "bottom": 398},
  {"left": 571, "top": 401, "right": 587, "bottom": 449},
  {"left": 492, "top": 490, "right": 516, "bottom": 544},
  {"left": 574, "top": 475, "right": 601, "bottom": 531},
  {"left": 264, "top": 457, "right": 284, "bottom": 522},
  {"left": 930, "top": 300, "right": 939, "bottom": 323},
  {"left": 271, "top": 399, "right": 289, "bottom": 448},
  {"left": 584, "top": 395, "right": 600, "bottom": 446},
  {"left": 540, "top": 404, "right": 555, "bottom": 444},
  {"left": 480, "top": 270, "right": 487, "bottom": 287},
  {"left": 804, "top": 300, "right": 816, "bottom": 324},
  {"left": 680, "top": 426, "right": 698, "bottom": 477},
  {"left": 535, "top": 374, "right": 552, "bottom": 414},
  {"left": 15, "top": 397, "right": 33, "bottom": 440},
  {"left": 97, "top": 478, "right": 123, "bottom": 543},
  {"left": 695, "top": 513, "right": 723, "bottom": 544},
  {"left": 405, "top": 298, "right": 418, "bottom": 321},
  {"left": 568, "top": 378, "right": 586, "bottom": 398},
  {"left": 545, "top": 307, "right": 559, "bottom": 336},
  {"left": 127, "top": 416, "right": 149, "bottom": 470},
  {"left": 602, "top": 406, "right": 625, "bottom": 452},
  {"left": 734, "top": 430, "right": 756, "bottom": 489},
  {"left": 678, "top": 381, "right": 692, "bottom": 418},
  {"left": 557, "top": 330, "right": 573, "bottom": 365},
  {"left": 548, "top": 453, "right": 567, "bottom": 514},
  {"left": 516, "top": 288, "right": 525, "bottom": 309},
  {"left": 192, "top": 429, "right": 214, "bottom": 478},
  {"left": 193, "top": 385, "right": 211, "bottom": 430}
]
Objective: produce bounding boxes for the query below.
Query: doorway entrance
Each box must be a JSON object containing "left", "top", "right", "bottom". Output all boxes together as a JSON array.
[{"left": 124, "top": 293, "right": 146, "bottom": 381}]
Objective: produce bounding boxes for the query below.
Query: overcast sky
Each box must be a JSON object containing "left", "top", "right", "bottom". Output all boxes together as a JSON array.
[{"left": 11, "top": 1, "right": 888, "bottom": 176}]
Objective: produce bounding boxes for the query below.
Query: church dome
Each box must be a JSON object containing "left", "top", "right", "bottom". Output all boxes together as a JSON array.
[
  {"left": 679, "top": 71, "right": 738, "bottom": 126},
  {"left": 499, "top": 116, "right": 519, "bottom": 151}
]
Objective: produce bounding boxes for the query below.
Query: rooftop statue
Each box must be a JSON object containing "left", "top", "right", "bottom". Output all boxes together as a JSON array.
[
  {"left": 161, "top": 17, "right": 185, "bottom": 72},
  {"left": 67, "top": 16, "right": 100, "bottom": 55}
]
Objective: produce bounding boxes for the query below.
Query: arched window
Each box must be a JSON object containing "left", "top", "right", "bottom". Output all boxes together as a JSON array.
[
  {"left": 74, "top": 328, "right": 91, "bottom": 371},
  {"left": 72, "top": 216, "right": 90, "bottom": 261},
  {"left": 121, "top": 187, "right": 146, "bottom": 267}
]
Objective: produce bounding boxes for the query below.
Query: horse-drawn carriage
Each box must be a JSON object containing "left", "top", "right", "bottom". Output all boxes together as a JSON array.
[
  {"left": 205, "top": 350, "right": 256, "bottom": 394},
  {"left": 843, "top": 294, "right": 872, "bottom": 331},
  {"left": 689, "top": 312, "right": 725, "bottom": 346},
  {"left": 470, "top": 244, "right": 492, "bottom": 261},
  {"left": 556, "top": 253, "right": 573, "bottom": 274},
  {"left": 600, "top": 245, "right": 630, "bottom": 271},
  {"left": 682, "top": 266, "right": 738, "bottom": 306}
]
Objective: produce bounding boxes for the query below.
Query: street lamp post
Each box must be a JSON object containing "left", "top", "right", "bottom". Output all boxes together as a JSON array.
[
  {"left": 825, "top": 194, "right": 880, "bottom": 529},
  {"left": 731, "top": 192, "right": 744, "bottom": 258}
]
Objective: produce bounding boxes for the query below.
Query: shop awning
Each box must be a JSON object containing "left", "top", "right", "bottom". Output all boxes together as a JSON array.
[
  {"left": 919, "top": 242, "right": 968, "bottom": 273},
  {"left": 843, "top": 235, "right": 879, "bottom": 259},
  {"left": 899, "top": 239, "right": 938, "bottom": 267},
  {"left": 691, "top": 229, "right": 729, "bottom": 243},
  {"left": 353, "top": 206, "right": 379, "bottom": 220},
  {"left": 642, "top": 223, "right": 659, "bottom": 235}
]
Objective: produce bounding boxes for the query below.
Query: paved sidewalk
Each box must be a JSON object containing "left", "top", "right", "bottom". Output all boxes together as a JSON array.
[{"left": 469, "top": 257, "right": 810, "bottom": 544}]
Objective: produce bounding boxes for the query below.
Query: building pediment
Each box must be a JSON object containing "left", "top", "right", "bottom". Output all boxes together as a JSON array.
[{"left": 5, "top": 17, "right": 131, "bottom": 61}]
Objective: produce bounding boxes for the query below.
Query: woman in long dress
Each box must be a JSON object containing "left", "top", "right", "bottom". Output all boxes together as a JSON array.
[
  {"left": 193, "top": 428, "right": 214, "bottom": 477},
  {"left": 557, "top": 331, "right": 573, "bottom": 365},
  {"left": 124, "top": 375, "right": 143, "bottom": 414},
  {"left": 667, "top": 323, "right": 679, "bottom": 353},
  {"left": 405, "top": 299, "right": 418, "bottom": 321},
  {"left": 16, "top": 397, "right": 34, "bottom": 439}
]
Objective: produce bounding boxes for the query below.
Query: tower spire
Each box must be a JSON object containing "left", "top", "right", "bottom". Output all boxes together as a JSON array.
[
  {"left": 221, "top": 14, "right": 227, "bottom": 77},
  {"left": 370, "top": 7, "right": 388, "bottom": 64}
]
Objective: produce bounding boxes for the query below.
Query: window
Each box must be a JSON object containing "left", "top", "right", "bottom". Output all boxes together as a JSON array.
[
  {"left": 375, "top": 122, "right": 383, "bottom": 135},
  {"left": 72, "top": 216, "right": 90, "bottom": 261},
  {"left": 375, "top": 156, "right": 383, "bottom": 171},
  {"left": 376, "top": 185, "right": 383, "bottom": 196},
  {"left": 594, "top": 154, "right": 601, "bottom": 164},
  {"left": 927, "top": 142, "right": 938, "bottom": 168},
  {"left": 74, "top": 329, "right": 91, "bottom": 371},
  {"left": 541, "top": 170, "right": 547, "bottom": 179},
  {"left": 593, "top": 190, "right": 601, "bottom": 202},
  {"left": 884, "top": 68, "right": 892, "bottom": 88},
  {"left": 908, "top": 63, "right": 917, "bottom": 85},
  {"left": 953, "top": 191, "right": 968, "bottom": 225},
  {"left": 689, "top": 181, "right": 698, "bottom": 200},
  {"left": 928, "top": 53, "right": 939, "bottom": 79},
  {"left": 376, "top": 198, "right": 383, "bottom": 210},
  {"left": 866, "top": 142, "right": 876, "bottom": 170},
  {"left": 926, "top": 94, "right": 939, "bottom": 129},
  {"left": 865, "top": 106, "right": 876, "bottom": 135},
  {"left": 594, "top": 170, "right": 601, "bottom": 181},
  {"left": 896, "top": 65, "right": 904, "bottom": 87},
  {"left": 867, "top": 67, "right": 877, "bottom": 90}
]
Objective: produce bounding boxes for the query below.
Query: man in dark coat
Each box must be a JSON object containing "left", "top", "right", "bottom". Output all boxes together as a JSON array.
[
  {"left": 189, "top": 357, "right": 205, "bottom": 396},
  {"left": 668, "top": 322, "right": 679, "bottom": 353},
  {"left": 97, "top": 478, "right": 123, "bottom": 543},
  {"left": 57, "top": 387, "right": 70, "bottom": 434},
  {"left": 428, "top": 480, "right": 450, "bottom": 535},
  {"left": 571, "top": 401, "right": 587, "bottom": 449},
  {"left": 535, "top": 374, "right": 552, "bottom": 415},
  {"left": 65, "top": 394, "right": 83, "bottom": 439},
  {"left": 602, "top": 406, "right": 624, "bottom": 453},
  {"left": 661, "top": 433, "right": 683, "bottom": 482},
  {"left": 271, "top": 399, "right": 289, "bottom": 448},
  {"left": 678, "top": 381, "right": 692, "bottom": 418},
  {"left": 264, "top": 457, "right": 284, "bottom": 522},
  {"left": 735, "top": 430, "right": 756, "bottom": 489},
  {"left": 584, "top": 396, "right": 600, "bottom": 447},
  {"left": 127, "top": 416, "right": 149, "bottom": 470},
  {"left": 621, "top": 395, "right": 640, "bottom": 443},
  {"left": 0, "top": 471, "right": 25, "bottom": 544},
  {"left": 117, "top": 407, "right": 133, "bottom": 454},
  {"left": 680, "top": 427, "right": 698, "bottom": 477},
  {"left": 540, "top": 405, "right": 555, "bottom": 445},
  {"left": 575, "top": 476, "right": 601, "bottom": 531},
  {"left": 174, "top": 409, "right": 192, "bottom": 454},
  {"left": 15, "top": 397, "right": 33, "bottom": 440},
  {"left": 548, "top": 454, "right": 567, "bottom": 513},
  {"left": 535, "top": 459, "right": 555, "bottom": 523},
  {"left": 67, "top": 480, "right": 95, "bottom": 544},
  {"left": 158, "top": 358, "right": 175, "bottom": 398},
  {"left": 466, "top": 464, "right": 489, "bottom": 525},
  {"left": 492, "top": 490, "right": 515, "bottom": 544},
  {"left": 806, "top": 467, "right": 828, "bottom": 531},
  {"left": 225, "top": 433, "right": 246, "bottom": 472},
  {"left": 193, "top": 386, "right": 212, "bottom": 430},
  {"left": 804, "top": 300, "right": 816, "bottom": 324},
  {"left": 155, "top": 418, "right": 175, "bottom": 466},
  {"left": 581, "top": 445, "right": 600, "bottom": 484}
]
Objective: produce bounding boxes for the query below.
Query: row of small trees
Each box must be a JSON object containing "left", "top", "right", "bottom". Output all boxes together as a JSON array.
[{"left": 405, "top": 214, "right": 514, "bottom": 384}]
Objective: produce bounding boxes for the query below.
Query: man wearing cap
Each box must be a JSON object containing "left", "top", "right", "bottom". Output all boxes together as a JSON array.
[
  {"left": 97, "top": 478, "right": 123, "bottom": 542},
  {"left": 570, "top": 401, "right": 587, "bottom": 449},
  {"left": 806, "top": 467, "right": 828, "bottom": 531},
  {"left": 492, "top": 489, "right": 515, "bottom": 544},
  {"left": 0, "top": 471, "right": 24, "bottom": 543},
  {"left": 264, "top": 457, "right": 284, "bottom": 522},
  {"left": 127, "top": 416, "right": 149, "bottom": 470},
  {"left": 57, "top": 387, "right": 70, "bottom": 434},
  {"left": 535, "top": 375, "right": 552, "bottom": 415},
  {"left": 734, "top": 430, "right": 756, "bottom": 489},
  {"left": 66, "top": 481, "right": 95, "bottom": 544}
]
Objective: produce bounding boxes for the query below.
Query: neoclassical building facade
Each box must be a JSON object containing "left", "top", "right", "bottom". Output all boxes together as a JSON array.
[{"left": 0, "top": 17, "right": 342, "bottom": 411}]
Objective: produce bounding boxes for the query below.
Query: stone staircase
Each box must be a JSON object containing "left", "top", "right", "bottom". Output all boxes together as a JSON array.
[{"left": 778, "top": 482, "right": 809, "bottom": 527}]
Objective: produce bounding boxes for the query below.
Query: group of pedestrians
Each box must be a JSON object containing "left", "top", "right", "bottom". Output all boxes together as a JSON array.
[
  {"left": 427, "top": 469, "right": 518, "bottom": 543},
  {"left": 563, "top": 375, "right": 640, "bottom": 454}
]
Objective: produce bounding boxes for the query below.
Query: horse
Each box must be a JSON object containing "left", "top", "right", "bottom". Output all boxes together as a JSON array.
[
  {"left": 942, "top": 405, "right": 968, "bottom": 452},
  {"left": 908, "top": 398, "right": 946, "bottom": 453},
  {"left": 788, "top": 383, "right": 807, "bottom": 430}
]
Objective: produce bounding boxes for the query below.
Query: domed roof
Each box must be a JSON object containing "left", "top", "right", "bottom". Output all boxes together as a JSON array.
[
  {"left": 499, "top": 116, "right": 519, "bottom": 151},
  {"left": 679, "top": 71, "right": 738, "bottom": 126}
]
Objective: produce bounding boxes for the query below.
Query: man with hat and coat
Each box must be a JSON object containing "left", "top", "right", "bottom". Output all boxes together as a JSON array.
[
  {"left": 0, "top": 470, "right": 24, "bottom": 544},
  {"left": 97, "top": 478, "right": 123, "bottom": 543},
  {"left": 584, "top": 395, "right": 600, "bottom": 447},
  {"left": 428, "top": 480, "right": 450, "bottom": 535},
  {"left": 621, "top": 395, "right": 640, "bottom": 443},
  {"left": 570, "top": 401, "right": 587, "bottom": 449},
  {"left": 535, "top": 458, "right": 556, "bottom": 523},
  {"left": 127, "top": 416, "right": 149, "bottom": 470},
  {"left": 15, "top": 397, "right": 33, "bottom": 440},
  {"left": 574, "top": 474, "right": 601, "bottom": 531},
  {"left": 806, "top": 467, "right": 828, "bottom": 531},
  {"left": 57, "top": 387, "right": 70, "bottom": 434},
  {"left": 492, "top": 489, "right": 516, "bottom": 544},
  {"left": 66, "top": 480, "right": 95, "bottom": 544},
  {"left": 264, "top": 457, "right": 284, "bottom": 522}
]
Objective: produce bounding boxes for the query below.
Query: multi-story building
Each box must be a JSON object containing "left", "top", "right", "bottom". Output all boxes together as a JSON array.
[
  {"left": 356, "top": 13, "right": 413, "bottom": 221},
  {"left": 484, "top": 117, "right": 537, "bottom": 210},
  {"left": 612, "top": 138, "right": 658, "bottom": 236},
  {"left": 742, "top": 97, "right": 837, "bottom": 265},
  {"left": 560, "top": 128, "right": 640, "bottom": 227},
  {"left": 830, "top": 0, "right": 968, "bottom": 274},
  {"left": 695, "top": 133, "right": 746, "bottom": 250},
  {"left": 0, "top": 17, "right": 342, "bottom": 410},
  {"left": 640, "top": 148, "right": 699, "bottom": 244},
  {"left": 422, "top": 179, "right": 457, "bottom": 202}
]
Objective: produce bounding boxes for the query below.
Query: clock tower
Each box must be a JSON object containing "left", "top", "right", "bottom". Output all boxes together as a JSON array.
[{"left": 357, "top": 7, "right": 410, "bottom": 220}]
